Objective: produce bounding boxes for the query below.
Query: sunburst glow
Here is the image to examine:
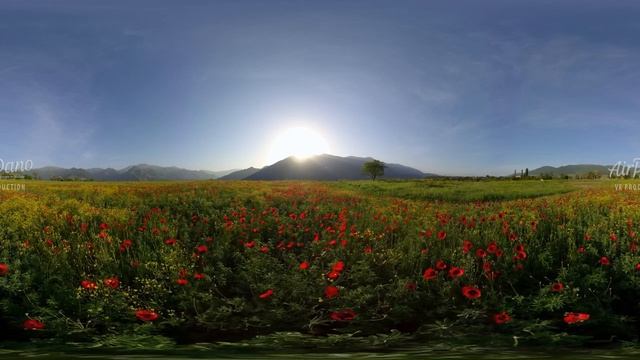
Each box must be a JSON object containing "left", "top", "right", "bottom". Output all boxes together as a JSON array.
[{"left": 267, "top": 127, "right": 330, "bottom": 164}]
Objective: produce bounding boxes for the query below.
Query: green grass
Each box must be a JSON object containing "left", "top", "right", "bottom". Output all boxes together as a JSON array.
[
  {"left": 2, "top": 177, "right": 640, "bottom": 353},
  {"left": 332, "top": 179, "right": 581, "bottom": 202}
]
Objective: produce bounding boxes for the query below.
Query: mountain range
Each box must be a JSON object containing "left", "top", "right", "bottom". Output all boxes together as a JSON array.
[
  {"left": 25, "top": 155, "right": 433, "bottom": 181},
  {"left": 219, "top": 167, "right": 261, "bottom": 180},
  {"left": 21, "top": 157, "right": 613, "bottom": 181},
  {"left": 528, "top": 164, "right": 610, "bottom": 177},
  {"left": 239, "top": 154, "right": 435, "bottom": 180},
  {"left": 28, "top": 164, "right": 234, "bottom": 181}
]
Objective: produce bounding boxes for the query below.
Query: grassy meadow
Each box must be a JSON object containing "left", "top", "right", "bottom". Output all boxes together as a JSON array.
[{"left": 1, "top": 178, "right": 640, "bottom": 353}]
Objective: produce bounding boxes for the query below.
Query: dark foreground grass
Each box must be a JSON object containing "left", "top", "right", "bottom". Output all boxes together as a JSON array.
[{"left": 1, "top": 333, "right": 640, "bottom": 359}]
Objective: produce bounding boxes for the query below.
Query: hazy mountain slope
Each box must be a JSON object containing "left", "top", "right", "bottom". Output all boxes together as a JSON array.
[
  {"left": 219, "top": 167, "right": 261, "bottom": 180},
  {"left": 529, "top": 164, "right": 610, "bottom": 177},
  {"left": 30, "top": 164, "right": 217, "bottom": 180},
  {"left": 246, "top": 154, "right": 431, "bottom": 180},
  {"left": 208, "top": 169, "right": 240, "bottom": 178},
  {"left": 30, "top": 167, "right": 93, "bottom": 180},
  {"left": 26, "top": 155, "right": 433, "bottom": 181},
  {"left": 117, "top": 164, "right": 215, "bottom": 181}
]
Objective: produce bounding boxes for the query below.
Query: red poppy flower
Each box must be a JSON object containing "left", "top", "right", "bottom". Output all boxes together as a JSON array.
[
  {"left": 244, "top": 241, "right": 256, "bottom": 248},
  {"left": 492, "top": 311, "right": 512, "bottom": 324},
  {"left": 299, "top": 261, "right": 310, "bottom": 270},
  {"left": 176, "top": 278, "right": 189, "bottom": 286},
  {"left": 448, "top": 266, "right": 465, "bottom": 279},
  {"left": 563, "top": 312, "right": 590, "bottom": 324},
  {"left": 0, "top": 263, "right": 8, "bottom": 276},
  {"left": 259, "top": 289, "right": 274, "bottom": 299},
  {"left": 327, "top": 271, "right": 340, "bottom": 280},
  {"left": 487, "top": 242, "right": 498, "bottom": 254},
  {"left": 577, "top": 246, "right": 585, "bottom": 254},
  {"left": 610, "top": 233, "right": 618, "bottom": 242},
  {"left": 462, "top": 240, "right": 473, "bottom": 253},
  {"left": 482, "top": 262, "right": 492, "bottom": 272},
  {"left": 461, "top": 285, "right": 481, "bottom": 299},
  {"left": 119, "top": 239, "right": 133, "bottom": 253},
  {"left": 599, "top": 256, "right": 610, "bottom": 266},
  {"left": 193, "top": 273, "right": 205, "bottom": 280},
  {"left": 435, "top": 260, "right": 447, "bottom": 271},
  {"left": 437, "top": 231, "right": 447, "bottom": 240},
  {"left": 195, "top": 244, "right": 208, "bottom": 254},
  {"left": 363, "top": 246, "right": 373, "bottom": 254},
  {"left": 423, "top": 267, "right": 438, "bottom": 281},
  {"left": 259, "top": 246, "right": 269, "bottom": 253},
  {"left": 103, "top": 277, "right": 120, "bottom": 289},
  {"left": 164, "top": 238, "right": 176, "bottom": 246},
  {"left": 81, "top": 280, "right": 98, "bottom": 290},
  {"left": 515, "top": 251, "right": 527, "bottom": 260},
  {"left": 99, "top": 222, "right": 109, "bottom": 230},
  {"left": 325, "top": 285, "right": 339, "bottom": 299},
  {"left": 332, "top": 261, "right": 345, "bottom": 273},
  {"left": 635, "top": 263, "right": 640, "bottom": 271},
  {"left": 405, "top": 282, "right": 417, "bottom": 291},
  {"left": 135, "top": 309, "right": 159, "bottom": 322},
  {"left": 551, "top": 282, "right": 564, "bottom": 292},
  {"left": 23, "top": 319, "right": 45, "bottom": 330},
  {"left": 476, "top": 248, "right": 487, "bottom": 258},
  {"left": 330, "top": 308, "right": 357, "bottom": 321},
  {"left": 420, "top": 229, "right": 432, "bottom": 238}
]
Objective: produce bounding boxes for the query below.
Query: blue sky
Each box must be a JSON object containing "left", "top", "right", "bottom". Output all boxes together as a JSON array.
[{"left": 1, "top": 0, "right": 639, "bottom": 175}]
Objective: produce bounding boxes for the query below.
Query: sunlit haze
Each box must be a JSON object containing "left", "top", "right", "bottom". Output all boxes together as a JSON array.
[{"left": 267, "top": 127, "right": 330, "bottom": 165}]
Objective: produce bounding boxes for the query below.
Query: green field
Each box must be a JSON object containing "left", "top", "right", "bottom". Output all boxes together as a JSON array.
[
  {"left": 1, "top": 178, "right": 640, "bottom": 358},
  {"left": 333, "top": 179, "right": 582, "bottom": 202}
]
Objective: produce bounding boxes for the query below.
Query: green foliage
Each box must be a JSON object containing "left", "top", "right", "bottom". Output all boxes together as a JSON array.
[
  {"left": 0, "top": 179, "right": 640, "bottom": 348},
  {"left": 334, "top": 179, "right": 577, "bottom": 202},
  {"left": 362, "top": 160, "right": 386, "bottom": 180}
]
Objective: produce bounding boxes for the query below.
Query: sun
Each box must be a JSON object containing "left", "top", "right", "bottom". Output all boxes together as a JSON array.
[{"left": 267, "top": 127, "right": 330, "bottom": 164}]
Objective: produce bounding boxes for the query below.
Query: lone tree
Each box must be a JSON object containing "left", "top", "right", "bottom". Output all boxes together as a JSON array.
[{"left": 362, "top": 159, "right": 386, "bottom": 180}]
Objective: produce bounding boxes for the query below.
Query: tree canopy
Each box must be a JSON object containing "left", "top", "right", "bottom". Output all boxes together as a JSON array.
[{"left": 362, "top": 159, "right": 386, "bottom": 180}]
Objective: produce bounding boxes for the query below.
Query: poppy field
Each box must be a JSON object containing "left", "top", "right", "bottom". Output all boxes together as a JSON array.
[{"left": 1, "top": 179, "right": 640, "bottom": 348}]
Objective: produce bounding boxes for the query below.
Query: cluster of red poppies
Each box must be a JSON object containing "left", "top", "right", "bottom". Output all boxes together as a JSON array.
[{"left": 9, "top": 182, "right": 639, "bottom": 338}]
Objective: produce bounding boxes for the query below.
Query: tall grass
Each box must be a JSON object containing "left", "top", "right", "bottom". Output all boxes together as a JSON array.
[{"left": 0, "top": 179, "right": 639, "bottom": 347}]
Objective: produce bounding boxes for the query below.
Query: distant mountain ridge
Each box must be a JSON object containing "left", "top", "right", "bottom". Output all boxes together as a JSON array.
[
  {"left": 23, "top": 161, "right": 616, "bottom": 181},
  {"left": 219, "top": 167, "right": 261, "bottom": 180},
  {"left": 26, "top": 155, "right": 434, "bottom": 181},
  {"left": 529, "top": 164, "right": 610, "bottom": 177},
  {"left": 29, "top": 164, "right": 220, "bottom": 181},
  {"left": 245, "top": 154, "right": 435, "bottom": 180}
]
